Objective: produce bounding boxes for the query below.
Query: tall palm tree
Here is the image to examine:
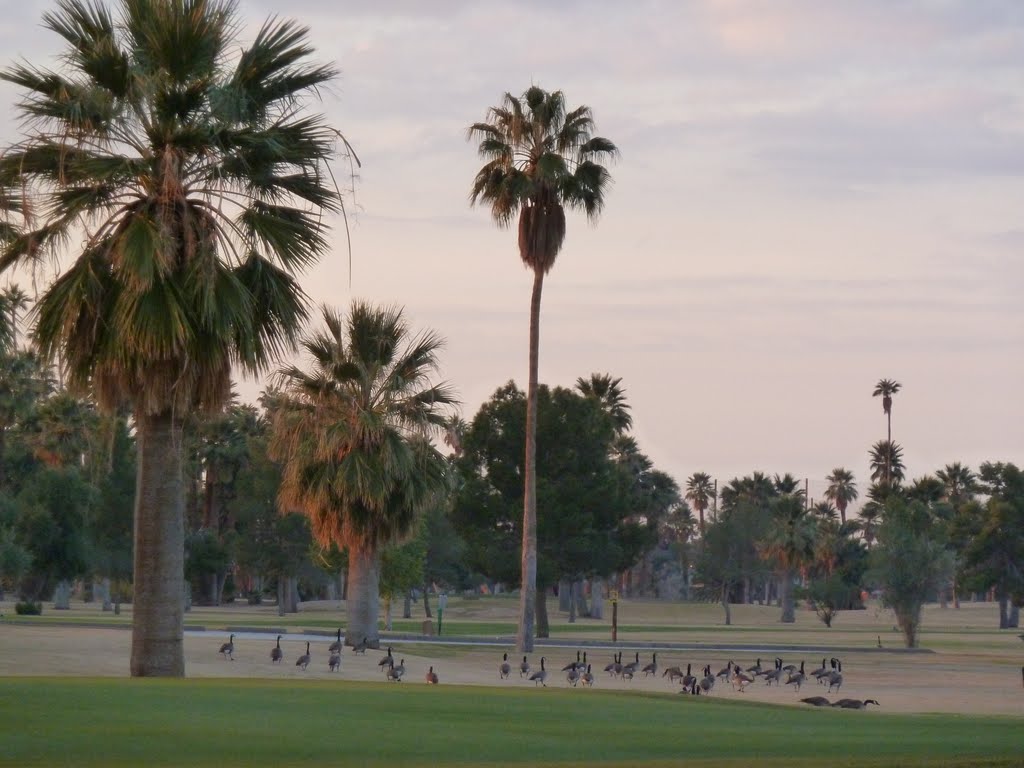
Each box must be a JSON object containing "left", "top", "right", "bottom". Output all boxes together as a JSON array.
[
  {"left": 576, "top": 373, "right": 632, "bottom": 434},
  {"left": 268, "top": 303, "right": 456, "bottom": 647},
  {"left": 872, "top": 379, "right": 901, "bottom": 484},
  {"left": 468, "top": 86, "right": 617, "bottom": 652},
  {"left": 685, "top": 472, "right": 716, "bottom": 535},
  {"left": 824, "top": 467, "right": 858, "bottom": 525},
  {"left": 0, "top": 0, "right": 341, "bottom": 676},
  {"left": 869, "top": 441, "right": 905, "bottom": 485}
]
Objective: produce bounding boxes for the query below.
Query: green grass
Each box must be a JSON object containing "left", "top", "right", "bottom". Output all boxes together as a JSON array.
[{"left": 0, "top": 679, "right": 1020, "bottom": 767}]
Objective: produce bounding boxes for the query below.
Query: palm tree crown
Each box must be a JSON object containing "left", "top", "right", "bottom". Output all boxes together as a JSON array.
[
  {"left": 872, "top": 378, "right": 902, "bottom": 416},
  {"left": 824, "top": 467, "right": 858, "bottom": 525},
  {"left": 576, "top": 373, "right": 632, "bottom": 434},
  {"left": 685, "top": 471, "right": 716, "bottom": 534}
]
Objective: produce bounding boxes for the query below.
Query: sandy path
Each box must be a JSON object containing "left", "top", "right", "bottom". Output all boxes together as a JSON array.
[{"left": 1, "top": 625, "right": 1021, "bottom": 716}]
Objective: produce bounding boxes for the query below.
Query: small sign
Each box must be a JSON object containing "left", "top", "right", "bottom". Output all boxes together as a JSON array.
[{"left": 610, "top": 589, "right": 619, "bottom": 602}]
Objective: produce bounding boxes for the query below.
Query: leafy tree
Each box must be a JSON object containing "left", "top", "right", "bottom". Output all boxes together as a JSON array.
[
  {"left": 761, "top": 495, "right": 817, "bottom": 623},
  {"left": 0, "top": 0, "right": 342, "bottom": 676},
  {"left": 268, "top": 303, "right": 455, "bottom": 646},
  {"left": 685, "top": 472, "right": 715, "bottom": 536},
  {"left": 468, "top": 86, "right": 618, "bottom": 652},
  {"left": 696, "top": 512, "right": 749, "bottom": 625},
  {"left": 824, "top": 467, "right": 858, "bottom": 525},
  {"left": 870, "top": 498, "right": 953, "bottom": 647},
  {"left": 0, "top": 524, "right": 31, "bottom": 599},
  {"left": 379, "top": 535, "right": 425, "bottom": 630},
  {"left": 872, "top": 379, "right": 902, "bottom": 485}
]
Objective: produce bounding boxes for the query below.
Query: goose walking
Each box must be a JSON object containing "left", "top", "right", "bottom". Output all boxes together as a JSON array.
[
  {"left": 352, "top": 637, "right": 368, "bottom": 654},
  {"left": 566, "top": 665, "right": 580, "bottom": 687},
  {"left": 519, "top": 655, "right": 531, "bottom": 678},
  {"left": 811, "top": 657, "right": 830, "bottom": 684},
  {"left": 378, "top": 646, "right": 394, "bottom": 673},
  {"left": 499, "top": 652, "right": 511, "bottom": 679},
  {"left": 826, "top": 660, "right": 843, "bottom": 693},
  {"left": 622, "top": 652, "right": 640, "bottom": 679},
  {"left": 730, "top": 662, "right": 755, "bottom": 692},
  {"left": 662, "top": 665, "right": 684, "bottom": 683},
  {"left": 328, "top": 650, "right": 341, "bottom": 672},
  {"left": 219, "top": 634, "right": 235, "bottom": 661},
  {"left": 785, "top": 660, "right": 806, "bottom": 691},
  {"left": 581, "top": 664, "right": 594, "bottom": 687},
  {"left": 270, "top": 635, "right": 283, "bottom": 664},
  {"left": 529, "top": 657, "right": 548, "bottom": 687},
  {"left": 763, "top": 658, "right": 784, "bottom": 686},
  {"left": 296, "top": 641, "right": 311, "bottom": 670},
  {"left": 387, "top": 659, "right": 406, "bottom": 682},
  {"left": 329, "top": 628, "right": 343, "bottom": 653},
  {"left": 699, "top": 665, "right": 715, "bottom": 694},
  {"left": 681, "top": 663, "right": 697, "bottom": 690},
  {"left": 641, "top": 653, "right": 658, "bottom": 678},
  {"left": 562, "top": 651, "right": 582, "bottom": 673}
]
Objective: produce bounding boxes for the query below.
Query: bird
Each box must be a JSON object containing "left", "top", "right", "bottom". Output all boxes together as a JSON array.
[
  {"left": 622, "top": 652, "right": 640, "bottom": 679},
  {"left": 833, "top": 698, "right": 880, "bottom": 709},
  {"left": 566, "top": 665, "right": 580, "bottom": 687},
  {"left": 219, "top": 634, "right": 235, "bottom": 661},
  {"left": 781, "top": 659, "right": 797, "bottom": 673},
  {"left": 811, "top": 657, "right": 830, "bottom": 684},
  {"left": 296, "top": 641, "right": 311, "bottom": 670},
  {"left": 690, "top": 680, "right": 701, "bottom": 696},
  {"left": 730, "top": 662, "right": 755, "bottom": 692},
  {"left": 562, "top": 651, "right": 582, "bottom": 672},
  {"left": 699, "top": 665, "right": 715, "bottom": 694},
  {"left": 425, "top": 666, "right": 439, "bottom": 684},
  {"left": 662, "top": 665, "right": 684, "bottom": 683},
  {"left": 387, "top": 659, "right": 406, "bottom": 682},
  {"left": 681, "top": 663, "right": 697, "bottom": 690},
  {"left": 352, "top": 636, "right": 368, "bottom": 654},
  {"left": 604, "top": 653, "right": 619, "bottom": 676},
  {"left": 641, "top": 653, "right": 658, "bottom": 678},
  {"left": 519, "top": 655, "right": 531, "bottom": 678},
  {"left": 763, "top": 658, "right": 784, "bottom": 686},
  {"left": 581, "top": 664, "right": 594, "bottom": 687},
  {"left": 800, "top": 696, "right": 832, "bottom": 707},
  {"left": 328, "top": 650, "right": 341, "bottom": 672},
  {"left": 529, "top": 657, "right": 548, "bottom": 687},
  {"left": 716, "top": 660, "right": 734, "bottom": 680},
  {"left": 826, "top": 660, "right": 843, "bottom": 693},
  {"left": 745, "top": 658, "right": 763, "bottom": 676},
  {"left": 786, "top": 661, "right": 806, "bottom": 691},
  {"left": 612, "top": 652, "right": 623, "bottom": 676},
  {"left": 329, "top": 628, "right": 342, "bottom": 653},
  {"left": 270, "top": 635, "right": 283, "bottom": 664},
  {"left": 499, "top": 652, "right": 511, "bottom": 679},
  {"left": 378, "top": 646, "right": 394, "bottom": 672}
]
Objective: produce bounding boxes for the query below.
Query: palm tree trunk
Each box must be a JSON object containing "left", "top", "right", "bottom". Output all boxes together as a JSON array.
[
  {"left": 535, "top": 586, "right": 549, "bottom": 638},
  {"left": 347, "top": 546, "right": 381, "bottom": 647},
  {"left": 130, "top": 411, "right": 185, "bottom": 677},
  {"left": 422, "top": 580, "right": 432, "bottom": 618},
  {"left": 517, "top": 267, "right": 544, "bottom": 653},
  {"left": 780, "top": 568, "right": 796, "bottom": 623}
]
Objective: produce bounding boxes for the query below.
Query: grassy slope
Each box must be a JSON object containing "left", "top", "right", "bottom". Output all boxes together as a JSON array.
[{"left": 0, "top": 679, "right": 1019, "bottom": 768}]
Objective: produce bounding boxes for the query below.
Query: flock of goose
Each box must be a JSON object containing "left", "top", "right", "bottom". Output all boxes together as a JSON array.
[{"left": 217, "top": 633, "right": 879, "bottom": 708}]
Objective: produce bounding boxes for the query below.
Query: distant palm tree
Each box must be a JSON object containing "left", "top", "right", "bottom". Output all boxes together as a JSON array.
[
  {"left": 824, "top": 468, "right": 858, "bottom": 525},
  {"left": 468, "top": 86, "right": 618, "bottom": 653},
  {"left": 906, "top": 475, "right": 945, "bottom": 504},
  {"left": 0, "top": 0, "right": 342, "bottom": 676},
  {"left": 811, "top": 500, "right": 839, "bottom": 521},
  {"left": 869, "top": 441, "right": 905, "bottom": 485},
  {"left": 872, "top": 379, "right": 902, "bottom": 484},
  {"left": 761, "top": 495, "right": 817, "bottom": 623},
  {"left": 774, "top": 472, "right": 805, "bottom": 500},
  {"left": 685, "top": 472, "right": 716, "bottom": 535},
  {"left": 269, "top": 303, "right": 457, "bottom": 646},
  {"left": 936, "top": 462, "right": 977, "bottom": 507},
  {"left": 576, "top": 373, "right": 633, "bottom": 434}
]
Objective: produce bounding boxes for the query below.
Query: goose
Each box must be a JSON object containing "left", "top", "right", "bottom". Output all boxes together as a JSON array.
[
  {"left": 826, "top": 660, "right": 843, "bottom": 693},
  {"left": 622, "top": 652, "right": 641, "bottom": 679},
  {"left": 562, "top": 651, "right": 582, "bottom": 672},
  {"left": 352, "top": 636, "right": 368, "bottom": 654},
  {"left": 329, "top": 628, "right": 343, "bottom": 653},
  {"left": 378, "top": 646, "right": 394, "bottom": 672},
  {"left": 519, "top": 655, "right": 531, "bottom": 678},
  {"left": 730, "top": 662, "right": 755, "bottom": 692},
  {"left": 529, "top": 657, "right": 548, "bottom": 687},
  {"left": 833, "top": 698, "right": 879, "bottom": 709},
  {"left": 328, "top": 650, "right": 341, "bottom": 672},
  {"left": 690, "top": 680, "right": 701, "bottom": 696},
  {"left": 499, "top": 652, "right": 511, "bottom": 679},
  {"left": 763, "top": 657, "right": 784, "bottom": 686},
  {"left": 781, "top": 659, "right": 797, "bottom": 673},
  {"left": 425, "top": 666, "right": 439, "bottom": 684},
  {"left": 662, "top": 665, "right": 684, "bottom": 683},
  {"left": 681, "top": 663, "right": 697, "bottom": 690},
  {"left": 219, "top": 634, "right": 235, "bottom": 661},
  {"left": 566, "top": 665, "right": 580, "bottom": 687},
  {"left": 603, "top": 653, "right": 619, "bottom": 676},
  {"left": 716, "top": 660, "right": 734, "bottom": 680},
  {"left": 699, "top": 665, "right": 715, "bottom": 694},
  {"left": 387, "top": 659, "right": 406, "bottom": 682},
  {"left": 296, "top": 641, "right": 311, "bottom": 670},
  {"left": 581, "top": 664, "right": 594, "bottom": 687},
  {"left": 785, "top": 660, "right": 806, "bottom": 691},
  {"left": 800, "top": 696, "right": 831, "bottom": 707},
  {"left": 270, "top": 635, "right": 283, "bottom": 664},
  {"left": 745, "top": 658, "right": 763, "bottom": 676},
  {"left": 641, "top": 652, "right": 658, "bottom": 678},
  {"left": 811, "top": 657, "right": 830, "bottom": 684}
]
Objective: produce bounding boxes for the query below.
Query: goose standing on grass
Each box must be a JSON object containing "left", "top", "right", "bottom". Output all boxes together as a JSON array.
[
  {"left": 811, "top": 657, "right": 829, "bottom": 685},
  {"left": 699, "top": 665, "right": 715, "bottom": 694},
  {"left": 270, "top": 635, "right": 283, "bottom": 664},
  {"left": 219, "top": 634, "right": 235, "bottom": 661},
  {"left": 329, "top": 628, "right": 343, "bottom": 653},
  {"left": 328, "top": 650, "right": 341, "bottom": 672},
  {"left": 562, "top": 651, "right": 581, "bottom": 673},
  {"left": 642, "top": 653, "right": 658, "bottom": 678},
  {"left": 786, "top": 661, "right": 806, "bottom": 691},
  {"left": 763, "top": 658, "right": 784, "bottom": 686},
  {"left": 826, "top": 660, "right": 843, "bottom": 693},
  {"left": 499, "top": 652, "right": 511, "bottom": 679},
  {"left": 622, "top": 652, "right": 640, "bottom": 679},
  {"left": 800, "top": 696, "right": 831, "bottom": 707},
  {"left": 662, "top": 664, "right": 683, "bottom": 683},
  {"left": 745, "top": 658, "right": 763, "bottom": 676},
  {"left": 833, "top": 698, "right": 879, "bottom": 710},
  {"left": 566, "top": 664, "right": 580, "bottom": 687},
  {"left": 387, "top": 659, "right": 406, "bottom": 682},
  {"left": 730, "top": 662, "right": 755, "bottom": 692},
  {"left": 519, "top": 655, "right": 531, "bottom": 678},
  {"left": 604, "top": 653, "right": 618, "bottom": 676},
  {"left": 352, "top": 637, "right": 368, "bottom": 654},
  {"left": 296, "top": 642, "right": 311, "bottom": 670},
  {"left": 529, "top": 657, "right": 548, "bottom": 687},
  {"left": 716, "top": 660, "right": 734, "bottom": 680},
  {"left": 681, "top": 663, "right": 697, "bottom": 690},
  {"left": 581, "top": 664, "right": 594, "bottom": 687},
  {"left": 378, "top": 646, "right": 394, "bottom": 673},
  {"left": 425, "top": 666, "right": 439, "bottom": 684}
]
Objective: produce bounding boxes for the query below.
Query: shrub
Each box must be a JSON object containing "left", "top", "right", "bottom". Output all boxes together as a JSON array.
[{"left": 14, "top": 601, "right": 42, "bottom": 615}]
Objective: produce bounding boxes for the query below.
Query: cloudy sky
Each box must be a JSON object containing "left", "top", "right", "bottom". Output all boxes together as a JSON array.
[{"left": 1, "top": 0, "right": 1022, "bottom": 506}]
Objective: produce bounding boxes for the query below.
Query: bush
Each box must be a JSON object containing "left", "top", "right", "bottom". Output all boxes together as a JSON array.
[
  {"left": 246, "top": 590, "right": 262, "bottom": 605},
  {"left": 14, "top": 601, "right": 42, "bottom": 615}
]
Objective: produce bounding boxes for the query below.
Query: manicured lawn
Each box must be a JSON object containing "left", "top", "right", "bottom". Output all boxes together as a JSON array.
[{"left": 0, "top": 678, "right": 1019, "bottom": 767}]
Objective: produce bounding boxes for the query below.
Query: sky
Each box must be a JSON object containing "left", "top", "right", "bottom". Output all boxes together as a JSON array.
[{"left": 0, "top": 0, "right": 1022, "bottom": 508}]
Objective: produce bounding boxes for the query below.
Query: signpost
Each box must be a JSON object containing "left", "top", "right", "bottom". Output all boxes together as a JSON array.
[{"left": 610, "top": 589, "right": 619, "bottom": 642}]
